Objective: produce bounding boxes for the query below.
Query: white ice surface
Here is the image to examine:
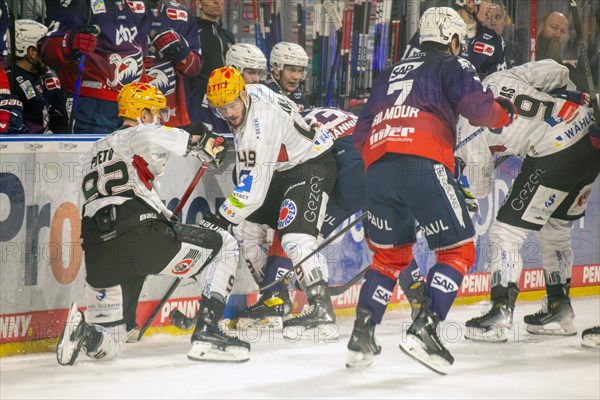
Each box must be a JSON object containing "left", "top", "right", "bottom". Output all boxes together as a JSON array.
[{"left": 1, "top": 296, "right": 599, "bottom": 399}]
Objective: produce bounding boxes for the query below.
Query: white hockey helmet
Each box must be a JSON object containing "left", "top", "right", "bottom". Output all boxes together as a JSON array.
[
  {"left": 455, "top": 0, "right": 481, "bottom": 6},
  {"left": 270, "top": 42, "right": 309, "bottom": 78},
  {"left": 226, "top": 43, "right": 267, "bottom": 75},
  {"left": 419, "top": 7, "right": 468, "bottom": 47},
  {"left": 14, "top": 19, "right": 48, "bottom": 58}
]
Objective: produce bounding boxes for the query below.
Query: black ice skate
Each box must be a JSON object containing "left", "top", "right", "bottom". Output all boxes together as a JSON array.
[
  {"left": 56, "top": 302, "right": 89, "bottom": 366},
  {"left": 283, "top": 281, "right": 338, "bottom": 341},
  {"left": 464, "top": 284, "right": 518, "bottom": 343},
  {"left": 524, "top": 295, "right": 576, "bottom": 336},
  {"left": 399, "top": 300, "right": 454, "bottom": 375},
  {"left": 188, "top": 297, "right": 250, "bottom": 362},
  {"left": 237, "top": 292, "right": 286, "bottom": 330},
  {"left": 346, "top": 307, "right": 382, "bottom": 368},
  {"left": 581, "top": 326, "right": 600, "bottom": 348}
]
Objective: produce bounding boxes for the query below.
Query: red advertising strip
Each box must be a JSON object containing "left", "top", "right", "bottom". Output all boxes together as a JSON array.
[{"left": 2, "top": 265, "right": 599, "bottom": 344}]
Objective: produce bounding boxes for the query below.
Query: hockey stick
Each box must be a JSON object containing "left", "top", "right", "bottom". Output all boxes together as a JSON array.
[
  {"left": 258, "top": 211, "right": 368, "bottom": 292},
  {"left": 136, "top": 162, "right": 210, "bottom": 341},
  {"left": 569, "top": 0, "right": 600, "bottom": 123},
  {"left": 323, "top": 0, "right": 343, "bottom": 106}
]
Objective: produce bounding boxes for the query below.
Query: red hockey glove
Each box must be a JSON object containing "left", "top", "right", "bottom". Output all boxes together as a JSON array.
[
  {"left": 61, "top": 25, "right": 99, "bottom": 60},
  {"left": 151, "top": 29, "right": 190, "bottom": 62},
  {"left": 489, "top": 97, "right": 518, "bottom": 134}
]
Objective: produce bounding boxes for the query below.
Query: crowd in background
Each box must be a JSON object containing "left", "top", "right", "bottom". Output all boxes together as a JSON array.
[{"left": 0, "top": 0, "right": 598, "bottom": 134}]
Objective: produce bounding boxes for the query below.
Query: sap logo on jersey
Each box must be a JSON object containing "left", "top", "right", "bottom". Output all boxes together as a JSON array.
[
  {"left": 278, "top": 199, "right": 297, "bottom": 230},
  {"left": 369, "top": 124, "right": 415, "bottom": 146},
  {"left": 372, "top": 285, "right": 393, "bottom": 306},
  {"left": 389, "top": 61, "right": 424, "bottom": 82},
  {"left": 431, "top": 272, "right": 459, "bottom": 293}
]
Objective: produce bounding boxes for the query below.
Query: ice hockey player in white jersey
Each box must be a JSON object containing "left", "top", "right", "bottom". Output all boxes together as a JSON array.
[
  {"left": 56, "top": 82, "right": 251, "bottom": 365},
  {"left": 205, "top": 66, "right": 338, "bottom": 338},
  {"left": 455, "top": 59, "right": 600, "bottom": 342},
  {"left": 226, "top": 43, "right": 268, "bottom": 85}
]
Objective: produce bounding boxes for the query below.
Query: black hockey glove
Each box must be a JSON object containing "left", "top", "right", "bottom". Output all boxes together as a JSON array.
[
  {"left": 151, "top": 28, "right": 190, "bottom": 62},
  {"left": 550, "top": 88, "right": 591, "bottom": 106},
  {"left": 199, "top": 211, "right": 232, "bottom": 233},
  {"left": 490, "top": 97, "right": 518, "bottom": 134},
  {"left": 187, "top": 122, "right": 228, "bottom": 168}
]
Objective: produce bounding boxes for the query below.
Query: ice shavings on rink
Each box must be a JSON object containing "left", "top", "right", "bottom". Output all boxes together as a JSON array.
[{"left": 1, "top": 296, "right": 599, "bottom": 399}]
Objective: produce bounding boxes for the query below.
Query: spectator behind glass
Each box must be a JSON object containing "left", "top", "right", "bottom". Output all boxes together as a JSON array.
[
  {"left": 8, "top": 19, "right": 68, "bottom": 133},
  {"left": 536, "top": 11, "right": 569, "bottom": 63},
  {"left": 185, "top": 0, "right": 234, "bottom": 131},
  {"left": 38, "top": 0, "right": 150, "bottom": 134},
  {"left": 145, "top": 0, "right": 203, "bottom": 128}
]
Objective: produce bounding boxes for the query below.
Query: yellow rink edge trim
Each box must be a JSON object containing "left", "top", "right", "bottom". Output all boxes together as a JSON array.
[{"left": 2, "top": 286, "right": 598, "bottom": 358}]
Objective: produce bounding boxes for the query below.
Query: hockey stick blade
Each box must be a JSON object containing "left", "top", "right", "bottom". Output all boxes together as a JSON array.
[{"left": 258, "top": 212, "right": 368, "bottom": 292}]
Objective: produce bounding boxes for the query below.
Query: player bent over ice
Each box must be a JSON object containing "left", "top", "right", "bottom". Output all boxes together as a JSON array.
[
  {"left": 455, "top": 59, "right": 600, "bottom": 342},
  {"left": 56, "top": 82, "right": 250, "bottom": 365},
  {"left": 204, "top": 66, "right": 339, "bottom": 339},
  {"left": 236, "top": 107, "right": 367, "bottom": 329},
  {"left": 349, "top": 7, "right": 516, "bottom": 374}
]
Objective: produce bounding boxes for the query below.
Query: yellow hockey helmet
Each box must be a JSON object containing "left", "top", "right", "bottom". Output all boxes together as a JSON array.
[
  {"left": 118, "top": 82, "right": 167, "bottom": 121},
  {"left": 206, "top": 66, "right": 247, "bottom": 108}
]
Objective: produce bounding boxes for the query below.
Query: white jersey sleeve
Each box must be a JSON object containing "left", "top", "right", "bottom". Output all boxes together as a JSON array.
[
  {"left": 81, "top": 124, "right": 190, "bottom": 218},
  {"left": 218, "top": 85, "right": 334, "bottom": 225},
  {"left": 455, "top": 59, "right": 595, "bottom": 198}
]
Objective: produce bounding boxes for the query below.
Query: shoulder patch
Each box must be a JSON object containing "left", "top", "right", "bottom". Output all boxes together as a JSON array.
[
  {"left": 457, "top": 57, "right": 475, "bottom": 71},
  {"left": 91, "top": 0, "right": 106, "bottom": 14},
  {"left": 473, "top": 42, "right": 495, "bottom": 56},
  {"left": 167, "top": 8, "right": 188, "bottom": 21}
]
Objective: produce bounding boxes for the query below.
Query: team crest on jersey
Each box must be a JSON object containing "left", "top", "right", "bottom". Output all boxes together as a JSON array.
[
  {"left": 127, "top": 1, "right": 146, "bottom": 13},
  {"left": 106, "top": 51, "right": 143, "bottom": 87},
  {"left": 91, "top": 0, "right": 106, "bottom": 13},
  {"left": 172, "top": 249, "right": 200, "bottom": 275},
  {"left": 167, "top": 8, "right": 188, "bottom": 21},
  {"left": 278, "top": 199, "right": 297, "bottom": 229},
  {"left": 473, "top": 42, "right": 495, "bottom": 56}
]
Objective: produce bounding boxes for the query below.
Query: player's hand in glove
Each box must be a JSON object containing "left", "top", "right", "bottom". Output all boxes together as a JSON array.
[
  {"left": 151, "top": 28, "right": 190, "bottom": 61},
  {"left": 200, "top": 211, "right": 232, "bottom": 233},
  {"left": 489, "top": 97, "right": 518, "bottom": 134},
  {"left": 187, "top": 122, "right": 228, "bottom": 168},
  {"left": 61, "top": 25, "right": 100, "bottom": 60},
  {"left": 589, "top": 124, "right": 600, "bottom": 149},
  {"left": 0, "top": 96, "right": 28, "bottom": 133}
]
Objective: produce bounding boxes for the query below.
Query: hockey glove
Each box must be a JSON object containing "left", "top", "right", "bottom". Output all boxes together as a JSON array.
[
  {"left": 589, "top": 124, "right": 600, "bottom": 150},
  {"left": 0, "top": 96, "right": 28, "bottom": 133},
  {"left": 151, "top": 29, "right": 190, "bottom": 62},
  {"left": 61, "top": 25, "right": 99, "bottom": 60},
  {"left": 187, "top": 123, "right": 228, "bottom": 168},
  {"left": 489, "top": 97, "right": 518, "bottom": 134},
  {"left": 200, "top": 211, "right": 232, "bottom": 233},
  {"left": 550, "top": 88, "right": 592, "bottom": 107}
]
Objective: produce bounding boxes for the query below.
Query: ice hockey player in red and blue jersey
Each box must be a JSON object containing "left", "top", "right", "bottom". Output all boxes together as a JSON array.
[
  {"left": 460, "top": 0, "right": 507, "bottom": 78},
  {"left": 348, "top": 7, "right": 516, "bottom": 374},
  {"left": 38, "top": 0, "right": 151, "bottom": 133},
  {"left": 145, "top": 0, "right": 202, "bottom": 128}
]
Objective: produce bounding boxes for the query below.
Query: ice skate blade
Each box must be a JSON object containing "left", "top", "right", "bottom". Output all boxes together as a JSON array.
[
  {"left": 581, "top": 334, "right": 600, "bottom": 348},
  {"left": 464, "top": 326, "right": 508, "bottom": 343},
  {"left": 56, "top": 302, "right": 85, "bottom": 366},
  {"left": 237, "top": 316, "right": 283, "bottom": 330},
  {"left": 282, "top": 323, "right": 339, "bottom": 342},
  {"left": 525, "top": 321, "right": 577, "bottom": 336},
  {"left": 345, "top": 349, "right": 375, "bottom": 368},
  {"left": 399, "top": 334, "right": 451, "bottom": 375},
  {"left": 187, "top": 341, "right": 250, "bottom": 363}
]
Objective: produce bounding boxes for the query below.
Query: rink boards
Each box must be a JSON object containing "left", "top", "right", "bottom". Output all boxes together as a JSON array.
[{"left": 1, "top": 135, "right": 599, "bottom": 352}]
